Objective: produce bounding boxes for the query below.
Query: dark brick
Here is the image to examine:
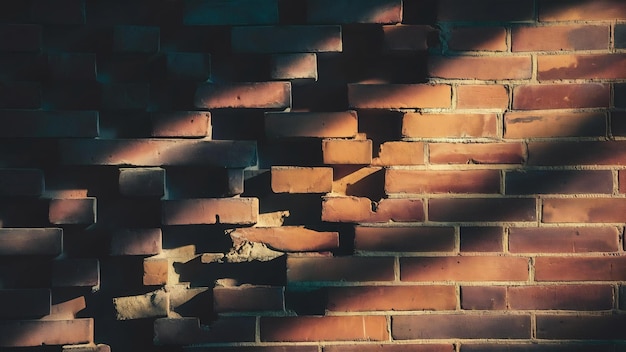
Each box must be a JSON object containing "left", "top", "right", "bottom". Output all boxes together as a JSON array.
[
  {"left": 460, "top": 227, "right": 503, "bottom": 252},
  {"left": 506, "top": 170, "right": 613, "bottom": 195},
  {"left": 113, "top": 25, "right": 159, "bottom": 53},
  {"left": 429, "top": 198, "right": 536, "bottom": 222},
  {"left": 307, "top": 0, "right": 402, "bottom": 24},
  {"left": 184, "top": 0, "right": 279, "bottom": 25},
  {"left": 232, "top": 25, "right": 342, "bottom": 53},
  {"left": 537, "top": 315, "right": 626, "bottom": 339},
  {"left": 461, "top": 286, "right": 507, "bottom": 310},
  {"left": 52, "top": 258, "right": 100, "bottom": 287},
  {"left": 0, "top": 110, "right": 98, "bottom": 138},
  {"left": 0, "top": 289, "right": 50, "bottom": 318},
  {"left": 354, "top": 226, "right": 455, "bottom": 252},
  {"left": 438, "top": 0, "right": 534, "bottom": 22},
  {"left": 0, "top": 24, "right": 41, "bottom": 52},
  {"left": 0, "top": 168, "right": 44, "bottom": 196},
  {"left": 0, "top": 228, "right": 62, "bottom": 256}
]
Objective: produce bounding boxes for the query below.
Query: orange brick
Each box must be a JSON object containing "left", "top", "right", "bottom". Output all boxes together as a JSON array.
[
  {"left": 538, "top": 54, "right": 626, "bottom": 80},
  {"left": 538, "top": 0, "right": 626, "bottom": 21},
  {"left": 322, "top": 196, "right": 425, "bottom": 223},
  {"left": 270, "top": 53, "right": 318, "bottom": 81},
  {"left": 385, "top": 169, "right": 500, "bottom": 194},
  {"left": 162, "top": 198, "right": 258, "bottom": 225},
  {"left": 327, "top": 285, "right": 456, "bottom": 311},
  {"left": 429, "top": 143, "right": 525, "bottom": 164},
  {"left": 265, "top": 111, "right": 357, "bottom": 138},
  {"left": 150, "top": 111, "right": 210, "bottom": 138},
  {"left": 194, "top": 82, "right": 291, "bottom": 109},
  {"left": 513, "top": 25, "right": 609, "bottom": 51},
  {"left": 457, "top": 85, "right": 509, "bottom": 109},
  {"left": 543, "top": 198, "right": 626, "bottom": 223},
  {"left": 143, "top": 258, "right": 168, "bottom": 285},
  {"left": 393, "top": 314, "right": 531, "bottom": 339},
  {"left": 355, "top": 226, "right": 455, "bottom": 252},
  {"left": 271, "top": 166, "right": 332, "bottom": 193},
  {"left": 403, "top": 113, "right": 497, "bottom": 138},
  {"left": 261, "top": 316, "right": 388, "bottom": 342},
  {"left": 323, "top": 139, "right": 372, "bottom": 164},
  {"left": 0, "top": 319, "right": 93, "bottom": 347},
  {"left": 504, "top": 111, "right": 606, "bottom": 138},
  {"left": 509, "top": 227, "right": 620, "bottom": 253},
  {"left": 508, "top": 285, "right": 614, "bottom": 310},
  {"left": 449, "top": 27, "right": 507, "bottom": 51},
  {"left": 535, "top": 256, "right": 626, "bottom": 281},
  {"left": 374, "top": 141, "right": 424, "bottom": 166},
  {"left": 287, "top": 256, "right": 395, "bottom": 282},
  {"left": 428, "top": 56, "right": 531, "bottom": 80},
  {"left": 513, "top": 84, "right": 611, "bottom": 110},
  {"left": 401, "top": 256, "right": 529, "bottom": 281},
  {"left": 348, "top": 84, "right": 451, "bottom": 109},
  {"left": 230, "top": 226, "right": 339, "bottom": 252}
]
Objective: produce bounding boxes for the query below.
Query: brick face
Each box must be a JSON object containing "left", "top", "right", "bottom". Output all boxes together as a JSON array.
[
  {"left": 504, "top": 111, "right": 607, "bottom": 139},
  {"left": 428, "top": 56, "right": 532, "bottom": 80},
  {"left": 261, "top": 316, "right": 389, "bottom": 342},
  {"left": 402, "top": 113, "right": 498, "bottom": 138},
  {"left": 401, "top": 256, "right": 529, "bottom": 282},
  {"left": 393, "top": 314, "right": 531, "bottom": 339},
  {"left": 512, "top": 25, "right": 610, "bottom": 51}
]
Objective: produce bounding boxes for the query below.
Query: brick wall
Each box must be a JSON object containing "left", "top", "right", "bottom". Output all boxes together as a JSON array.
[{"left": 1, "top": 0, "right": 626, "bottom": 351}]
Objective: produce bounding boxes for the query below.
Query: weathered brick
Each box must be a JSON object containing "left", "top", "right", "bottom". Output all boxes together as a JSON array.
[
  {"left": 348, "top": 84, "right": 451, "bottom": 109},
  {"left": 322, "top": 196, "right": 425, "bottom": 223},
  {"left": 113, "top": 290, "right": 169, "bottom": 320},
  {"left": 460, "top": 227, "right": 504, "bottom": 252},
  {"left": 509, "top": 227, "right": 619, "bottom": 253},
  {"left": 504, "top": 111, "right": 606, "bottom": 138},
  {"left": 386, "top": 169, "right": 499, "bottom": 195},
  {"left": 538, "top": 0, "right": 626, "bottom": 21},
  {"left": 456, "top": 85, "right": 509, "bottom": 110},
  {"left": 430, "top": 198, "right": 536, "bottom": 222},
  {"left": 184, "top": 0, "right": 278, "bottom": 25},
  {"left": 393, "top": 314, "right": 531, "bottom": 339},
  {"left": 154, "top": 317, "right": 256, "bottom": 344},
  {"left": 232, "top": 25, "right": 342, "bottom": 53},
  {"left": 543, "top": 198, "right": 626, "bottom": 223},
  {"left": 287, "top": 256, "right": 395, "bottom": 282},
  {"left": 429, "top": 56, "right": 531, "bottom": 80},
  {"left": 60, "top": 139, "right": 257, "bottom": 167},
  {"left": 324, "top": 345, "right": 454, "bottom": 352},
  {"left": 119, "top": 167, "right": 165, "bottom": 197},
  {"left": 449, "top": 27, "right": 507, "bottom": 51},
  {"left": 52, "top": 258, "right": 100, "bottom": 287},
  {"left": 0, "top": 168, "right": 43, "bottom": 196},
  {"left": 509, "top": 285, "right": 614, "bottom": 310},
  {"left": 328, "top": 285, "right": 456, "bottom": 311},
  {"left": 374, "top": 141, "right": 425, "bottom": 166},
  {"left": 513, "top": 84, "right": 610, "bottom": 110},
  {"left": 512, "top": 25, "right": 609, "bottom": 51},
  {"left": 438, "top": 0, "right": 534, "bottom": 21},
  {"left": 0, "top": 228, "right": 62, "bottom": 256},
  {"left": 0, "top": 319, "right": 93, "bottom": 347},
  {"left": 536, "top": 315, "right": 626, "bottom": 339},
  {"left": 162, "top": 198, "right": 258, "bottom": 225},
  {"left": 535, "top": 256, "right": 626, "bottom": 281},
  {"left": 166, "top": 52, "right": 211, "bottom": 81},
  {"left": 461, "top": 286, "right": 507, "bottom": 310},
  {"left": 528, "top": 141, "right": 626, "bottom": 166},
  {"left": 429, "top": 143, "right": 525, "bottom": 164},
  {"left": 506, "top": 170, "right": 613, "bottom": 195},
  {"left": 307, "top": 0, "right": 402, "bottom": 24},
  {"left": 49, "top": 198, "right": 96, "bottom": 225},
  {"left": 383, "top": 25, "right": 438, "bottom": 51},
  {"left": 230, "top": 226, "right": 339, "bottom": 252},
  {"left": 538, "top": 54, "right": 626, "bottom": 80},
  {"left": 150, "top": 111, "right": 210, "bottom": 138},
  {"left": 0, "top": 24, "right": 41, "bottom": 52},
  {"left": 113, "top": 25, "right": 159, "bottom": 53},
  {"left": 195, "top": 82, "right": 291, "bottom": 109},
  {"left": 355, "top": 226, "right": 455, "bottom": 252},
  {"left": 213, "top": 285, "right": 284, "bottom": 312},
  {"left": 401, "top": 256, "right": 529, "bottom": 281},
  {"left": 403, "top": 113, "right": 497, "bottom": 138},
  {"left": 265, "top": 111, "right": 357, "bottom": 138},
  {"left": 261, "top": 316, "right": 388, "bottom": 341},
  {"left": 143, "top": 257, "right": 168, "bottom": 285},
  {"left": 323, "top": 139, "right": 372, "bottom": 164},
  {"left": 270, "top": 53, "right": 317, "bottom": 81},
  {"left": 110, "top": 228, "right": 162, "bottom": 256},
  {"left": 0, "top": 289, "right": 50, "bottom": 318}
]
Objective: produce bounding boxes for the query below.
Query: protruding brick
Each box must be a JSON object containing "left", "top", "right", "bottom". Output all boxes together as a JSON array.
[
  {"left": 230, "top": 226, "right": 338, "bottom": 252},
  {"left": 355, "top": 226, "right": 455, "bottom": 252},
  {"left": 261, "top": 316, "right": 388, "bottom": 342},
  {"left": 449, "top": 27, "right": 507, "bottom": 51},
  {"left": 49, "top": 198, "right": 96, "bottom": 225},
  {"left": 461, "top": 286, "right": 507, "bottom": 310},
  {"left": 506, "top": 170, "right": 613, "bottom": 195},
  {"left": 166, "top": 52, "right": 211, "bottom": 81},
  {"left": 543, "top": 198, "right": 626, "bottom": 223},
  {"left": 0, "top": 319, "right": 93, "bottom": 347},
  {"left": 0, "top": 228, "right": 62, "bottom": 256},
  {"left": 287, "top": 256, "right": 395, "bottom": 282},
  {"left": 401, "top": 256, "right": 529, "bottom": 281},
  {"left": 195, "top": 82, "right": 291, "bottom": 109},
  {"left": 323, "top": 139, "right": 372, "bottom": 164},
  {"left": 457, "top": 85, "right": 509, "bottom": 110},
  {"left": 232, "top": 26, "right": 342, "bottom": 53},
  {"left": 265, "top": 111, "right": 357, "bottom": 138},
  {"left": 538, "top": 0, "right": 626, "bottom": 21},
  {"left": 270, "top": 53, "right": 317, "bottom": 81},
  {"left": 143, "top": 257, "right": 168, "bottom": 285},
  {"left": 110, "top": 228, "right": 162, "bottom": 256},
  {"left": 150, "top": 111, "right": 210, "bottom": 138},
  {"left": 213, "top": 285, "right": 285, "bottom": 312},
  {"left": 52, "top": 258, "right": 100, "bottom": 287},
  {"left": 385, "top": 169, "right": 500, "bottom": 195},
  {"left": 322, "top": 196, "right": 425, "bottom": 223},
  {"left": 374, "top": 141, "right": 424, "bottom": 166},
  {"left": 535, "top": 256, "right": 626, "bottom": 281},
  {"left": 348, "top": 84, "right": 451, "bottom": 109},
  {"left": 508, "top": 285, "right": 614, "bottom": 310},
  {"left": 184, "top": 0, "right": 279, "bottom": 25},
  {"left": 513, "top": 84, "right": 610, "bottom": 110},
  {"left": 393, "top": 314, "right": 531, "bottom": 339},
  {"left": 513, "top": 25, "right": 609, "bottom": 51},
  {"left": 113, "top": 290, "right": 169, "bottom": 320},
  {"left": 538, "top": 54, "right": 626, "bottom": 80},
  {"left": 429, "top": 143, "right": 526, "bottom": 164},
  {"left": 0, "top": 168, "right": 43, "bottom": 196},
  {"left": 162, "top": 198, "right": 258, "bottom": 225},
  {"left": 119, "top": 167, "right": 165, "bottom": 197},
  {"left": 0, "top": 289, "right": 51, "bottom": 318},
  {"left": 504, "top": 111, "right": 606, "bottom": 138},
  {"left": 328, "top": 285, "right": 456, "bottom": 311},
  {"left": 307, "top": 0, "right": 402, "bottom": 24},
  {"left": 383, "top": 25, "right": 438, "bottom": 51},
  {"left": 403, "top": 113, "right": 497, "bottom": 138},
  {"left": 113, "top": 26, "right": 159, "bottom": 53},
  {"left": 0, "top": 24, "right": 41, "bottom": 52}
]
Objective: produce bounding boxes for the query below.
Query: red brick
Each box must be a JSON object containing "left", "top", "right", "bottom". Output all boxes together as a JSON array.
[
  {"left": 403, "top": 113, "right": 497, "bottom": 138},
  {"left": 543, "top": 198, "right": 626, "bottom": 223},
  {"left": 429, "top": 143, "right": 525, "bottom": 164},
  {"left": 538, "top": 54, "right": 626, "bottom": 81},
  {"left": 401, "top": 256, "right": 529, "bottom": 281},
  {"left": 374, "top": 141, "right": 424, "bottom": 166},
  {"left": 536, "top": 315, "right": 626, "bottom": 339},
  {"left": 230, "top": 226, "right": 339, "bottom": 252},
  {"left": 60, "top": 139, "right": 257, "bottom": 167},
  {"left": 323, "top": 139, "right": 372, "bottom": 164},
  {"left": 430, "top": 198, "right": 536, "bottom": 222},
  {"left": 271, "top": 167, "right": 333, "bottom": 193},
  {"left": 456, "top": 85, "right": 509, "bottom": 110},
  {"left": 508, "top": 285, "right": 614, "bottom": 310},
  {"left": 265, "top": 111, "right": 357, "bottom": 138},
  {"left": 52, "top": 258, "right": 100, "bottom": 287},
  {"left": 308, "top": 0, "right": 401, "bottom": 24},
  {"left": 383, "top": 25, "right": 438, "bottom": 51},
  {"left": 162, "top": 198, "right": 258, "bottom": 225},
  {"left": 528, "top": 141, "right": 626, "bottom": 166},
  {"left": 154, "top": 317, "right": 256, "bottom": 344},
  {"left": 110, "top": 228, "right": 162, "bottom": 256},
  {"left": 150, "top": 111, "right": 210, "bottom": 138},
  {"left": 195, "top": 82, "right": 291, "bottom": 109},
  {"left": 232, "top": 25, "right": 342, "bottom": 53},
  {"left": 460, "top": 227, "right": 504, "bottom": 252},
  {"left": 287, "top": 256, "right": 395, "bottom": 282},
  {"left": 504, "top": 111, "right": 606, "bottom": 138},
  {"left": 261, "top": 316, "right": 388, "bottom": 342},
  {"left": 506, "top": 170, "right": 613, "bottom": 195},
  {"left": 538, "top": 0, "right": 626, "bottom": 21},
  {"left": 49, "top": 198, "right": 96, "bottom": 225},
  {"left": 0, "top": 289, "right": 50, "bottom": 318},
  {"left": 324, "top": 345, "right": 454, "bottom": 352},
  {"left": 438, "top": 0, "right": 534, "bottom": 21},
  {"left": 213, "top": 285, "right": 284, "bottom": 312},
  {"left": 393, "top": 314, "right": 531, "bottom": 339},
  {"left": 0, "top": 319, "right": 93, "bottom": 347},
  {"left": 322, "top": 196, "right": 425, "bottom": 223},
  {"left": 535, "top": 256, "right": 626, "bottom": 281},
  {"left": 512, "top": 25, "right": 609, "bottom": 51},
  {"left": 0, "top": 168, "right": 43, "bottom": 196},
  {"left": 143, "top": 258, "right": 168, "bottom": 285},
  {"left": 461, "top": 286, "right": 507, "bottom": 310},
  {"left": 270, "top": 53, "right": 317, "bottom": 81},
  {"left": 0, "top": 24, "right": 41, "bottom": 52},
  {"left": 513, "top": 84, "right": 610, "bottom": 110},
  {"left": 166, "top": 52, "right": 211, "bottom": 81},
  {"left": 386, "top": 169, "right": 500, "bottom": 194},
  {"left": 449, "top": 27, "right": 507, "bottom": 51},
  {"left": 0, "top": 228, "right": 62, "bottom": 256},
  {"left": 184, "top": 0, "right": 278, "bottom": 25},
  {"left": 348, "top": 84, "right": 451, "bottom": 109},
  {"left": 328, "top": 285, "right": 456, "bottom": 311},
  {"left": 355, "top": 226, "right": 455, "bottom": 252},
  {"left": 118, "top": 167, "right": 165, "bottom": 197},
  {"left": 509, "top": 227, "right": 620, "bottom": 253},
  {"left": 428, "top": 56, "right": 531, "bottom": 80}
]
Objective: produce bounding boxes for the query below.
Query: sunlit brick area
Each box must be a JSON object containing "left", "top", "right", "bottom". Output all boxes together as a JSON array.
[{"left": 1, "top": 0, "right": 626, "bottom": 351}]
